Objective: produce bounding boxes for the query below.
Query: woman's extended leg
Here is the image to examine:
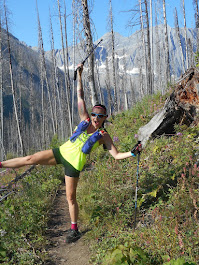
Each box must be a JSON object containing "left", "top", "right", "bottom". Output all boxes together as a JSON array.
[{"left": 1, "top": 150, "right": 57, "bottom": 168}]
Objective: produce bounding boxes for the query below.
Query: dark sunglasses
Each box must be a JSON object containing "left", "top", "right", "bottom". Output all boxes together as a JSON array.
[{"left": 91, "top": 112, "right": 107, "bottom": 119}]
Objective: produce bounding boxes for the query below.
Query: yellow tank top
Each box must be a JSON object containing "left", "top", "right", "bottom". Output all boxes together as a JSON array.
[{"left": 59, "top": 130, "right": 100, "bottom": 171}]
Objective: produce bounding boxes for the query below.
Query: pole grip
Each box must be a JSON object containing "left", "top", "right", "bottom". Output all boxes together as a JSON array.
[
  {"left": 74, "top": 69, "right": 77, "bottom": 81},
  {"left": 74, "top": 66, "right": 81, "bottom": 81}
]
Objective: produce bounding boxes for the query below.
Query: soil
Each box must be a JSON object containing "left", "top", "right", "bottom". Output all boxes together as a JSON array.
[{"left": 45, "top": 184, "right": 91, "bottom": 265}]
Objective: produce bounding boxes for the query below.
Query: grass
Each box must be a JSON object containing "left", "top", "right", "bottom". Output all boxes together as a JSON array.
[
  {"left": 0, "top": 165, "right": 64, "bottom": 264},
  {"left": 77, "top": 92, "right": 199, "bottom": 264},
  {"left": 0, "top": 91, "right": 198, "bottom": 264}
]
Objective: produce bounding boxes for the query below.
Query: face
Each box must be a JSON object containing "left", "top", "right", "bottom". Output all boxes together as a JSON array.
[{"left": 91, "top": 107, "right": 107, "bottom": 129}]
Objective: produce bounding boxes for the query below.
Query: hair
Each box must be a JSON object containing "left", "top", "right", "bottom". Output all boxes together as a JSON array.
[{"left": 92, "top": 104, "right": 107, "bottom": 114}]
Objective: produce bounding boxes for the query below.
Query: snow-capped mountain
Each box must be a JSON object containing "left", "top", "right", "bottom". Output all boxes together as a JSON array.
[{"left": 45, "top": 25, "right": 197, "bottom": 85}]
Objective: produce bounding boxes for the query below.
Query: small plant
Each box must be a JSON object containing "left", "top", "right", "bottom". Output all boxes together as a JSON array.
[{"left": 102, "top": 244, "right": 163, "bottom": 264}]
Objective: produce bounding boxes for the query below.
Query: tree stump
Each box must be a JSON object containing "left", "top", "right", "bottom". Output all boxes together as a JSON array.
[{"left": 138, "top": 67, "right": 199, "bottom": 146}]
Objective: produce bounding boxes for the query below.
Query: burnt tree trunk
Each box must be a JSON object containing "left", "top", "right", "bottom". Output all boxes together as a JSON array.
[{"left": 138, "top": 68, "right": 199, "bottom": 146}]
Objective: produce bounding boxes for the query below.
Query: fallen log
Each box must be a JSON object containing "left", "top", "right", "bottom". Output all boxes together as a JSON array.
[{"left": 138, "top": 67, "right": 199, "bottom": 146}]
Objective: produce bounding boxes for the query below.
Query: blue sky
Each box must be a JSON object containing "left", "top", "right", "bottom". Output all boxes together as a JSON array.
[{"left": 6, "top": 0, "right": 196, "bottom": 51}]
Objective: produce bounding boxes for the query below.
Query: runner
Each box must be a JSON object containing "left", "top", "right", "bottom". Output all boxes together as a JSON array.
[{"left": 0, "top": 64, "right": 141, "bottom": 243}]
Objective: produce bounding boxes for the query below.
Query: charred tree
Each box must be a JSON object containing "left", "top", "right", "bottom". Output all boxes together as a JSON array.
[
  {"left": 174, "top": 7, "right": 185, "bottom": 73},
  {"left": 57, "top": 0, "right": 72, "bottom": 135},
  {"left": 121, "top": 49, "right": 128, "bottom": 110},
  {"left": 36, "top": 0, "right": 56, "bottom": 136},
  {"left": 182, "top": 0, "right": 188, "bottom": 70},
  {"left": 144, "top": 0, "right": 153, "bottom": 94},
  {"left": 139, "top": 0, "right": 148, "bottom": 95},
  {"left": 193, "top": 0, "right": 199, "bottom": 52},
  {"left": 109, "top": 0, "right": 118, "bottom": 112},
  {"left": 0, "top": 15, "right": 4, "bottom": 160},
  {"left": 154, "top": 6, "right": 163, "bottom": 93},
  {"left": 49, "top": 8, "right": 64, "bottom": 139},
  {"left": 72, "top": 0, "right": 77, "bottom": 128},
  {"left": 63, "top": 1, "right": 72, "bottom": 98},
  {"left": 81, "top": 0, "right": 98, "bottom": 106},
  {"left": 4, "top": 0, "right": 25, "bottom": 156},
  {"left": 138, "top": 68, "right": 199, "bottom": 146},
  {"left": 150, "top": 0, "right": 154, "bottom": 93},
  {"left": 163, "top": 0, "right": 170, "bottom": 85},
  {"left": 105, "top": 57, "right": 112, "bottom": 116}
]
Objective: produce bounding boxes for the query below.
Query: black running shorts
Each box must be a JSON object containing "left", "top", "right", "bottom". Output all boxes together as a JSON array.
[{"left": 52, "top": 148, "right": 80, "bottom": 178}]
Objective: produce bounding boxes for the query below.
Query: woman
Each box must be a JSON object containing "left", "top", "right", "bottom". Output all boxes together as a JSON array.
[{"left": 0, "top": 64, "right": 141, "bottom": 243}]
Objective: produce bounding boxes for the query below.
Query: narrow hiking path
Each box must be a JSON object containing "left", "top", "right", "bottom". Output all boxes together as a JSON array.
[{"left": 45, "top": 184, "right": 91, "bottom": 265}]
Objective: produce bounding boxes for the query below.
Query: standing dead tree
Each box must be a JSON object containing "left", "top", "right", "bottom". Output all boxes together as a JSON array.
[
  {"left": 109, "top": 0, "right": 118, "bottom": 112},
  {"left": 163, "top": 0, "right": 170, "bottom": 86},
  {"left": 4, "top": 0, "right": 24, "bottom": 156},
  {"left": 72, "top": 0, "right": 77, "bottom": 127},
  {"left": 81, "top": 0, "right": 99, "bottom": 106},
  {"left": 95, "top": 60, "right": 103, "bottom": 105},
  {"left": 150, "top": 0, "right": 154, "bottom": 93},
  {"left": 144, "top": 0, "right": 153, "bottom": 94},
  {"left": 121, "top": 49, "right": 128, "bottom": 110},
  {"left": 38, "top": 46, "right": 46, "bottom": 148},
  {"left": 63, "top": 1, "right": 72, "bottom": 119},
  {"left": 36, "top": 0, "right": 56, "bottom": 137},
  {"left": 57, "top": 0, "right": 72, "bottom": 135},
  {"left": 193, "top": 0, "right": 199, "bottom": 52},
  {"left": 63, "top": 1, "right": 71, "bottom": 92},
  {"left": 182, "top": 0, "right": 188, "bottom": 70},
  {"left": 139, "top": 0, "right": 148, "bottom": 96},
  {"left": 49, "top": 9, "right": 64, "bottom": 139},
  {"left": 127, "top": 0, "right": 153, "bottom": 96},
  {"left": 174, "top": 7, "right": 185, "bottom": 73},
  {"left": 0, "top": 15, "right": 4, "bottom": 160},
  {"left": 154, "top": 4, "right": 162, "bottom": 93},
  {"left": 105, "top": 57, "right": 112, "bottom": 116}
]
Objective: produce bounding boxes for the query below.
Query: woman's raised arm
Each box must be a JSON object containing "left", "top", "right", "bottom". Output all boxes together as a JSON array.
[{"left": 76, "top": 64, "right": 89, "bottom": 121}]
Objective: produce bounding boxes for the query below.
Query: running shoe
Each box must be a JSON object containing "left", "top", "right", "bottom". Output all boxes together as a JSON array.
[{"left": 65, "top": 229, "right": 81, "bottom": 243}]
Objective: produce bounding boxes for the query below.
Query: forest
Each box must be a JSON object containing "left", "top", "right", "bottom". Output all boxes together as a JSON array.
[
  {"left": 0, "top": 0, "right": 198, "bottom": 159},
  {"left": 0, "top": 0, "right": 199, "bottom": 264}
]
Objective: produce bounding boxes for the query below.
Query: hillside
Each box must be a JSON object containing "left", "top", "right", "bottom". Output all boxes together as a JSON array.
[
  {"left": 0, "top": 91, "right": 198, "bottom": 264},
  {"left": 76, "top": 92, "right": 199, "bottom": 264},
  {"left": 2, "top": 29, "right": 65, "bottom": 105},
  {"left": 1, "top": 29, "right": 67, "bottom": 154}
]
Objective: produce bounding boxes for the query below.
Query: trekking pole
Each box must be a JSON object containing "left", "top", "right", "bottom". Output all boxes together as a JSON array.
[
  {"left": 74, "top": 38, "right": 103, "bottom": 80},
  {"left": 132, "top": 140, "right": 141, "bottom": 229},
  {"left": 134, "top": 152, "right": 140, "bottom": 229}
]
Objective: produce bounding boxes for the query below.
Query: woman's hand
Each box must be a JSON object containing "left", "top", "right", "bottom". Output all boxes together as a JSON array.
[
  {"left": 131, "top": 141, "right": 142, "bottom": 156},
  {"left": 77, "top": 63, "right": 83, "bottom": 77}
]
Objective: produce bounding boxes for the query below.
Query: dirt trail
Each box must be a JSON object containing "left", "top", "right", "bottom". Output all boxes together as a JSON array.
[{"left": 45, "top": 184, "right": 91, "bottom": 265}]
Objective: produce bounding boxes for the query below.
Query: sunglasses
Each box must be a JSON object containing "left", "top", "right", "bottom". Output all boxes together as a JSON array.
[{"left": 91, "top": 112, "right": 107, "bottom": 119}]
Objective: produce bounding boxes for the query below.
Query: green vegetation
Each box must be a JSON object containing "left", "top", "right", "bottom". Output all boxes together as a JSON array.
[
  {"left": 0, "top": 165, "right": 64, "bottom": 264},
  {"left": 77, "top": 92, "right": 199, "bottom": 264},
  {"left": 0, "top": 92, "right": 198, "bottom": 264}
]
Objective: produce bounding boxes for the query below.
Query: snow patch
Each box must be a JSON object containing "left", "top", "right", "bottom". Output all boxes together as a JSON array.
[{"left": 127, "top": 68, "right": 140, "bottom": 75}]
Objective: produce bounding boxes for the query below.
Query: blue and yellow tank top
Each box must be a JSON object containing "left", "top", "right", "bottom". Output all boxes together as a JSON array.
[{"left": 59, "top": 130, "right": 100, "bottom": 171}]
